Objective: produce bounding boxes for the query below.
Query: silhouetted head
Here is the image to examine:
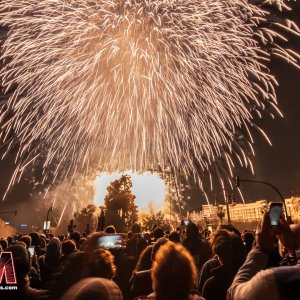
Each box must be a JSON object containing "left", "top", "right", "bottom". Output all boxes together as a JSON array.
[
  {"left": 132, "top": 223, "right": 141, "bottom": 234},
  {"left": 151, "top": 237, "right": 168, "bottom": 261},
  {"left": 62, "top": 239, "right": 77, "bottom": 256},
  {"left": 18, "top": 235, "right": 32, "bottom": 248},
  {"left": 104, "top": 225, "right": 116, "bottom": 234},
  {"left": 153, "top": 227, "right": 164, "bottom": 241},
  {"left": 211, "top": 229, "right": 245, "bottom": 267},
  {"left": 169, "top": 231, "right": 181, "bottom": 243},
  {"left": 217, "top": 224, "right": 241, "bottom": 237},
  {"left": 186, "top": 222, "right": 200, "bottom": 240},
  {"left": 45, "top": 237, "right": 61, "bottom": 265},
  {"left": 29, "top": 232, "right": 41, "bottom": 247},
  {"left": 0, "top": 239, "right": 8, "bottom": 251},
  {"left": 7, "top": 243, "right": 31, "bottom": 281},
  {"left": 70, "top": 231, "right": 81, "bottom": 245}
]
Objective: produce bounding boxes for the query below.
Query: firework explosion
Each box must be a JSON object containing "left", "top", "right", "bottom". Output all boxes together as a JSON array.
[{"left": 0, "top": 0, "right": 299, "bottom": 198}]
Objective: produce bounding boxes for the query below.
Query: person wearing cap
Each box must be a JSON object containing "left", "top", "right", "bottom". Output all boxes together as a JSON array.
[{"left": 227, "top": 213, "right": 300, "bottom": 300}]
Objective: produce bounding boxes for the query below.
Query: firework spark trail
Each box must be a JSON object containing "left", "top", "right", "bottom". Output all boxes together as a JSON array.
[
  {"left": 57, "top": 200, "right": 68, "bottom": 228},
  {"left": 0, "top": 0, "right": 299, "bottom": 198}
]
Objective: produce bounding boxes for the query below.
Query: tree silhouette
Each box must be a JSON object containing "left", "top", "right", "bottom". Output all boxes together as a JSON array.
[
  {"left": 104, "top": 175, "right": 138, "bottom": 232},
  {"left": 74, "top": 204, "right": 97, "bottom": 232},
  {"left": 142, "top": 211, "right": 170, "bottom": 231}
]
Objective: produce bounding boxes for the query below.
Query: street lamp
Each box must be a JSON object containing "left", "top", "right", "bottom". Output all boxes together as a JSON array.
[
  {"left": 235, "top": 176, "right": 292, "bottom": 223},
  {"left": 225, "top": 192, "right": 232, "bottom": 224},
  {"left": 44, "top": 206, "right": 53, "bottom": 234}
]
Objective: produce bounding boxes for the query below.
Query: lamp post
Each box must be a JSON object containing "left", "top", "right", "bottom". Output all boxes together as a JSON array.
[
  {"left": 44, "top": 206, "right": 53, "bottom": 234},
  {"left": 225, "top": 192, "right": 232, "bottom": 224},
  {"left": 67, "top": 219, "right": 76, "bottom": 234},
  {"left": 236, "top": 176, "right": 292, "bottom": 223}
]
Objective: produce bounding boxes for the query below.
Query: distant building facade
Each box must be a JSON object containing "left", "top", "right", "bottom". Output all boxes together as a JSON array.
[
  {"left": 189, "top": 197, "right": 300, "bottom": 225},
  {"left": 285, "top": 197, "right": 300, "bottom": 222}
]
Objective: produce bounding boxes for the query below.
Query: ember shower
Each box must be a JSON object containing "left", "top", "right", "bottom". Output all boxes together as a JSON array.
[{"left": 0, "top": 0, "right": 299, "bottom": 198}]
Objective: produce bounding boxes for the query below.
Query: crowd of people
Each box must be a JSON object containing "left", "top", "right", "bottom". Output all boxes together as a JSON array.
[{"left": 0, "top": 213, "right": 299, "bottom": 300}]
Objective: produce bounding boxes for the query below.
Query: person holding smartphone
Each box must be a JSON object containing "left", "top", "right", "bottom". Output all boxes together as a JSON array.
[
  {"left": 227, "top": 211, "right": 300, "bottom": 300},
  {"left": 28, "top": 246, "right": 35, "bottom": 257}
]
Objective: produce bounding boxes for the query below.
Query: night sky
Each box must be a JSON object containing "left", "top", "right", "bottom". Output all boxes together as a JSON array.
[
  {"left": 238, "top": 1, "right": 300, "bottom": 202},
  {"left": 1, "top": 2, "right": 300, "bottom": 219},
  {"left": 244, "top": 53, "right": 300, "bottom": 201}
]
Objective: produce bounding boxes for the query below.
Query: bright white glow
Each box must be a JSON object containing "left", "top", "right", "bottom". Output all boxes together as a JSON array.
[{"left": 94, "top": 172, "right": 165, "bottom": 212}]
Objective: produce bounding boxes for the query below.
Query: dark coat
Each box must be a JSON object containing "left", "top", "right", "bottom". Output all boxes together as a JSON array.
[
  {"left": 198, "top": 257, "right": 220, "bottom": 292},
  {"left": 202, "top": 264, "right": 239, "bottom": 300},
  {"left": 129, "top": 269, "right": 152, "bottom": 299}
]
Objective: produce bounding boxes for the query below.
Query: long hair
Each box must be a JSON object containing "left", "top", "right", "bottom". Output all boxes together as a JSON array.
[{"left": 152, "top": 241, "right": 198, "bottom": 300}]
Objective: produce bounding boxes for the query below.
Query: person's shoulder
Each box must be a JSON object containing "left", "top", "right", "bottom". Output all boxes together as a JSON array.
[
  {"left": 273, "top": 264, "right": 300, "bottom": 298},
  {"left": 182, "top": 238, "right": 190, "bottom": 246},
  {"left": 133, "top": 292, "right": 156, "bottom": 300},
  {"left": 135, "top": 269, "right": 151, "bottom": 277},
  {"left": 37, "top": 255, "right": 45, "bottom": 264},
  {"left": 202, "top": 274, "right": 217, "bottom": 295},
  {"left": 205, "top": 257, "right": 219, "bottom": 266},
  {"left": 189, "top": 294, "right": 205, "bottom": 300},
  {"left": 274, "top": 264, "right": 300, "bottom": 276},
  {"left": 134, "top": 292, "right": 205, "bottom": 300},
  {"left": 25, "top": 286, "right": 53, "bottom": 300}
]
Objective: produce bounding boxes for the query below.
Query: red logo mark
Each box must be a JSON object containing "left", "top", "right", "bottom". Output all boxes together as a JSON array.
[{"left": 0, "top": 252, "right": 17, "bottom": 284}]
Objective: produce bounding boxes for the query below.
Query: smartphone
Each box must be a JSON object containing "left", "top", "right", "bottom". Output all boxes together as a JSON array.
[
  {"left": 97, "top": 234, "right": 124, "bottom": 249},
  {"left": 268, "top": 202, "right": 283, "bottom": 227},
  {"left": 28, "top": 246, "right": 35, "bottom": 257},
  {"left": 207, "top": 225, "right": 213, "bottom": 232},
  {"left": 184, "top": 220, "right": 190, "bottom": 226}
]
